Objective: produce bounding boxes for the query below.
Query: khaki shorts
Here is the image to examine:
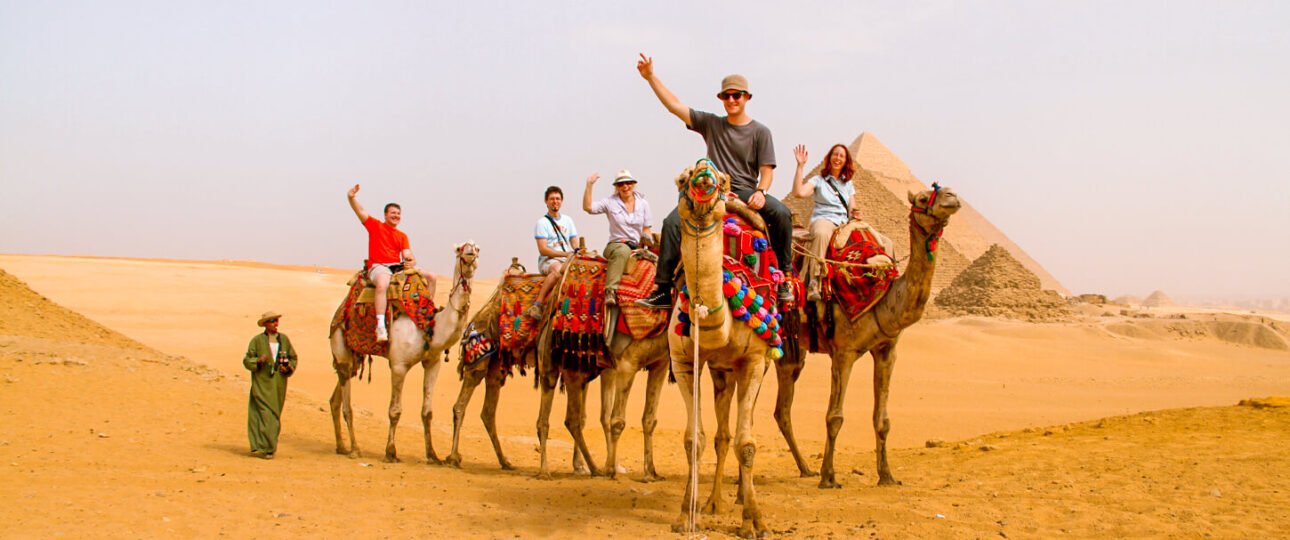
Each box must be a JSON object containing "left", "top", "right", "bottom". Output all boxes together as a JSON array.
[
  {"left": 368, "top": 263, "right": 399, "bottom": 282},
  {"left": 539, "top": 258, "right": 565, "bottom": 276}
]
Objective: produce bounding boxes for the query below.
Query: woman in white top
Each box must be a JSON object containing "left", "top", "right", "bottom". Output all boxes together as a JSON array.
[
  {"left": 583, "top": 169, "right": 653, "bottom": 306},
  {"left": 791, "top": 143, "right": 859, "bottom": 302}
]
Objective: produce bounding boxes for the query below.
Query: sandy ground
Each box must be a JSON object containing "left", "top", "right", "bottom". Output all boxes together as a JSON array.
[{"left": 2, "top": 254, "right": 1288, "bottom": 538}]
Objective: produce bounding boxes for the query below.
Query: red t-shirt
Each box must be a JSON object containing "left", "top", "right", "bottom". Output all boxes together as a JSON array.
[{"left": 363, "top": 216, "right": 410, "bottom": 267}]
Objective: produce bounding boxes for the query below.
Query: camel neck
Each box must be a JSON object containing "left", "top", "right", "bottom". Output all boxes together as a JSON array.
[{"left": 885, "top": 217, "right": 940, "bottom": 329}]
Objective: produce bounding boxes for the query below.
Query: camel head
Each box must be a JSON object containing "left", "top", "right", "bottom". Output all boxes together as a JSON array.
[
  {"left": 908, "top": 183, "right": 961, "bottom": 233},
  {"left": 674, "top": 158, "right": 731, "bottom": 224},
  {"left": 453, "top": 241, "right": 480, "bottom": 279}
]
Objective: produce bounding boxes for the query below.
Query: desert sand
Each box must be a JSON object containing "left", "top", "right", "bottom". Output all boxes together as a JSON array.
[{"left": 2, "top": 254, "right": 1288, "bottom": 538}]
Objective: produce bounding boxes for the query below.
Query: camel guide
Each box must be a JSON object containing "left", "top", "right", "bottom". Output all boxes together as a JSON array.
[
  {"left": 243, "top": 311, "right": 297, "bottom": 459},
  {"left": 529, "top": 185, "right": 579, "bottom": 318},
  {"left": 635, "top": 53, "right": 795, "bottom": 309},
  {"left": 346, "top": 184, "right": 423, "bottom": 341}
]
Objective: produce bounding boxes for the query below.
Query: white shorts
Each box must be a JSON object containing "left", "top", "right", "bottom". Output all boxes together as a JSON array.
[
  {"left": 539, "top": 258, "right": 565, "bottom": 276},
  {"left": 368, "top": 263, "right": 399, "bottom": 282}
]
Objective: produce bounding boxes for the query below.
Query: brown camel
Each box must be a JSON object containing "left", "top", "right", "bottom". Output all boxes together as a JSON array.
[
  {"left": 328, "top": 241, "right": 480, "bottom": 461},
  {"left": 444, "top": 261, "right": 594, "bottom": 475},
  {"left": 599, "top": 263, "right": 670, "bottom": 481},
  {"left": 803, "top": 185, "right": 961, "bottom": 488},
  {"left": 669, "top": 160, "right": 773, "bottom": 538}
]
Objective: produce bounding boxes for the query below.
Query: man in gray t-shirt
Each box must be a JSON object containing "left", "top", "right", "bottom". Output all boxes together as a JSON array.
[{"left": 634, "top": 53, "right": 796, "bottom": 308}]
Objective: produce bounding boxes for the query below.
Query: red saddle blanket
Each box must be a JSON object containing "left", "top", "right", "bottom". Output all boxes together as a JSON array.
[
  {"left": 615, "top": 254, "right": 668, "bottom": 339},
  {"left": 827, "top": 227, "right": 899, "bottom": 321},
  {"left": 498, "top": 274, "right": 545, "bottom": 365},
  {"left": 551, "top": 255, "right": 609, "bottom": 372},
  {"left": 330, "top": 270, "right": 438, "bottom": 357}
]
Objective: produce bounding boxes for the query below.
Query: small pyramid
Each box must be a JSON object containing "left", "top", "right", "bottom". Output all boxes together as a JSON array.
[
  {"left": 934, "top": 244, "right": 1071, "bottom": 321},
  {"left": 1143, "top": 290, "right": 1175, "bottom": 308},
  {"left": 1112, "top": 295, "right": 1143, "bottom": 306}
]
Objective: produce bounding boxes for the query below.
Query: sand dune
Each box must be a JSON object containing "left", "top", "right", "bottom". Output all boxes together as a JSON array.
[{"left": 2, "top": 254, "right": 1288, "bottom": 538}]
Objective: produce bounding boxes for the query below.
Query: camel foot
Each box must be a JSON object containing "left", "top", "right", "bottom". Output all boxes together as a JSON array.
[
  {"left": 701, "top": 495, "right": 724, "bottom": 515},
  {"left": 799, "top": 468, "right": 819, "bottom": 478},
  {"left": 639, "top": 471, "right": 665, "bottom": 483},
  {"left": 818, "top": 475, "right": 843, "bottom": 489},
  {"left": 384, "top": 454, "right": 400, "bottom": 464},
  {"left": 499, "top": 460, "right": 515, "bottom": 471},
  {"left": 671, "top": 513, "right": 702, "bottom": 533},
  {"left": 335, "top": 446, "right": 348, "bottom": 456},
  {"left": 425, "top": 455, "right": 444, "bottom": 466},
  {"left": 534, "top": 470, "right": 554, "bottom": 481},
  {"left": 739, "top": 516, "right": 771, "bottom": 539},
  {"left": 877, "top": 475, "right": 902, "bottom": 486},
  {"left": 445, "top": 454, "right": 462, "bottom": 468},
  {"left": 346, "top": 450, "right": 361, "bottom": 459},
  {"left": 573, "top": 463, "right": 591, "bottom": 476}
]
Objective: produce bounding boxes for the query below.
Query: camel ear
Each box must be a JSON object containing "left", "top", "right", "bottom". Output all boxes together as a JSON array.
[
  {"left": 907, "top": 190, "right": 916, "bottom": 204},
  {"left": 675, "top": 167, "right": 693, "bottom": 192},
  {"left": 454, "top": 242, "right": 462, "bottom": 251},
  {"left": 719, "top": 171, "right": 731, "bottom": 193}
]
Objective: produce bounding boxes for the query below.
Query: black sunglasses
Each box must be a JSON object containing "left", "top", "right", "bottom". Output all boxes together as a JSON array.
[{"left": 717, "top": 91, "right": 748, "bottom": 101}]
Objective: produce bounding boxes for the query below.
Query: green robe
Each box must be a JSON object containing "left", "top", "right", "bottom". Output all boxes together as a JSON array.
[{"left": 243, "top": 332, "right": 297, "bottom": 454}]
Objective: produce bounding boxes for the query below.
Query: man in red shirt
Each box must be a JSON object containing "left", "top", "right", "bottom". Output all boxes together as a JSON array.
[{"left": 347, "top": 184, "right": 423, "bottom": 341}]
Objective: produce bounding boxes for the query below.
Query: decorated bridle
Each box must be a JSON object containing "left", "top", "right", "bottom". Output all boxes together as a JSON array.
[
  {"left": 909, "top": 182, "right": 945, "bottom": 262},
  {"left": 679, "top": 158, "right": 725, "bottom": 235},
  {"left": 448, "top": 242, "right": 478, "bottom": 317}
]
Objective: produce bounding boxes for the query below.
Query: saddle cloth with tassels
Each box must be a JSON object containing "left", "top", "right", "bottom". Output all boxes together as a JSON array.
[
  {"left": 826, "top": 226, "right": 899, "bottom": 321},
  {"left": 615, "top": 253, "right": 668, "bottom": 339},
  {"left": 551, "top": 254, "right": 609, "bottom": 372},
  {"left": 330, "top": 269, "right": 438, "bottom": 357},
  {"left": 497, "top": 274, "right": 545, "bottom": 367}
]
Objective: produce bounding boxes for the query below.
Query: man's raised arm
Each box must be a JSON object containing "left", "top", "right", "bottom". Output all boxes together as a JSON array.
[
  {"left": 637, "top": 53, "right": 692, "bottom": 126},
  {"left": 347, "top": 184, "right": 370, "bottom": 223}
]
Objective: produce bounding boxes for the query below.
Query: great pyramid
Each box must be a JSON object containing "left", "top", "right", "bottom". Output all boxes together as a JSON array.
[
  {"left": 784, "top": 133, "right": 1068, "bottom": 297},
  {"left": 933, "top": 244, "right": 1071, "bottom": 321}
]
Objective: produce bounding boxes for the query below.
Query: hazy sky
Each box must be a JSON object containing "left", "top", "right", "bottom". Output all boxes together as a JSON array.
[{"left": 2, "top": 1, "right": 1287, "bottom": 298}]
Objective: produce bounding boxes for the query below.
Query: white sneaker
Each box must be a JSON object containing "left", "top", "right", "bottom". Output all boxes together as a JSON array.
[{"left": 376, "top": 325, "right": 389, "bottom": 342}]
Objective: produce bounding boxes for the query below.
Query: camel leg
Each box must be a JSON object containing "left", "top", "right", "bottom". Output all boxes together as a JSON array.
[
  {"left": 670, "top": 356, "right": 706, "bottom": 534},
  {"left": 564, "top": 372, "right": 599, "bottom": 476},
  {"left": 481, "top": 361, "right": 513, "bottom": 470},
  {"left": 736, "top": 358, "right": 771, "bottom": 539},
  {"left": 604, "top": 362, "right": 634, "bottom": 479},
  {"left": 384, "top": 360, "right": 411, "bottom": 463},
  {"left": 535, "top": 372, "right": 558, "bottom": 480},
  {"left": 639, "top": 359, "right": 668, "bottom": 482},
  {"left": 773, "top": 348, "right": 816, "bottom": 477},
  {"left": 872, "top": 344, "right": 901, "bottom": 486},
  {"left": 329, "top": 370, "right": 354, "bottom": 456},
  {"left": 702, "top": 370, "right": 734, "bottom": 515},
  {"left": 420, "top": 356, "right": 444, "bottom": 465},
  {"left": 819, "top": 351, "right": 860, "bottom": 489},
  {"left": 446, "top": 361, "right": 484, "bottom": 468},
  {"left": 342, "top": 373, "right": 358, "bottom": 457}
]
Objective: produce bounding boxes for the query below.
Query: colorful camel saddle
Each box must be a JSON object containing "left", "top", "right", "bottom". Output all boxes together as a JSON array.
[
  {"left": 615, "top": 252, "right": 668, "bottom": 340},
  {"left": 550, "top": 255, "right": 610, "bottom": 372},
  {"left": 497, "top": 274, "right": 545, "bottom": 368},
  {"left": 330, "top": 269, "right": 438, "bottom": 358},
  {"left": 675, "top": 213, "right": 788, "bottom": 360},
  {"left": 826, "top": 225, "right": 899, "bottom": 321}
]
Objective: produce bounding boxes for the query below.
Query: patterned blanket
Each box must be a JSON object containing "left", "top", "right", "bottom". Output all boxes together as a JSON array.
[
  {"left": 551, "top": 255, "right": 609, "bottom": 372},
  {"left": 615, "top": 253, "right": 668, "bottom": 339},
  {"left": 330, "top": 270, "right": 438, "bottom": 358},
  {"left": 498, "top": 274, "right": 545, "bottom": 368},
  {"left": 826, "top": 226, "right": 899, "bottom": 321}
]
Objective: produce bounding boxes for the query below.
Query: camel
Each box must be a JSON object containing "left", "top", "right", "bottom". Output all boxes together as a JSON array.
[
  {"left": 668, "top": 160, "right": 774, "bottom": 538},
  {"left": 444, "top": 260, "right": 595, "bottom": 476},
  {"left": 328, "top": 241, "right": 480, "bottom": 462},
  {"left": 599, "top": 258, "right": 671, "bottom": 481},
  {"left": 801, "top": 185, "right": 961, "bottom": 488}
]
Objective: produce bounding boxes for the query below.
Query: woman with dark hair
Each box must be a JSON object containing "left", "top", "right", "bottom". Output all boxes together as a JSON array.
[{"left": 791, "top": 143, "right": 859, "bottom": 302}]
